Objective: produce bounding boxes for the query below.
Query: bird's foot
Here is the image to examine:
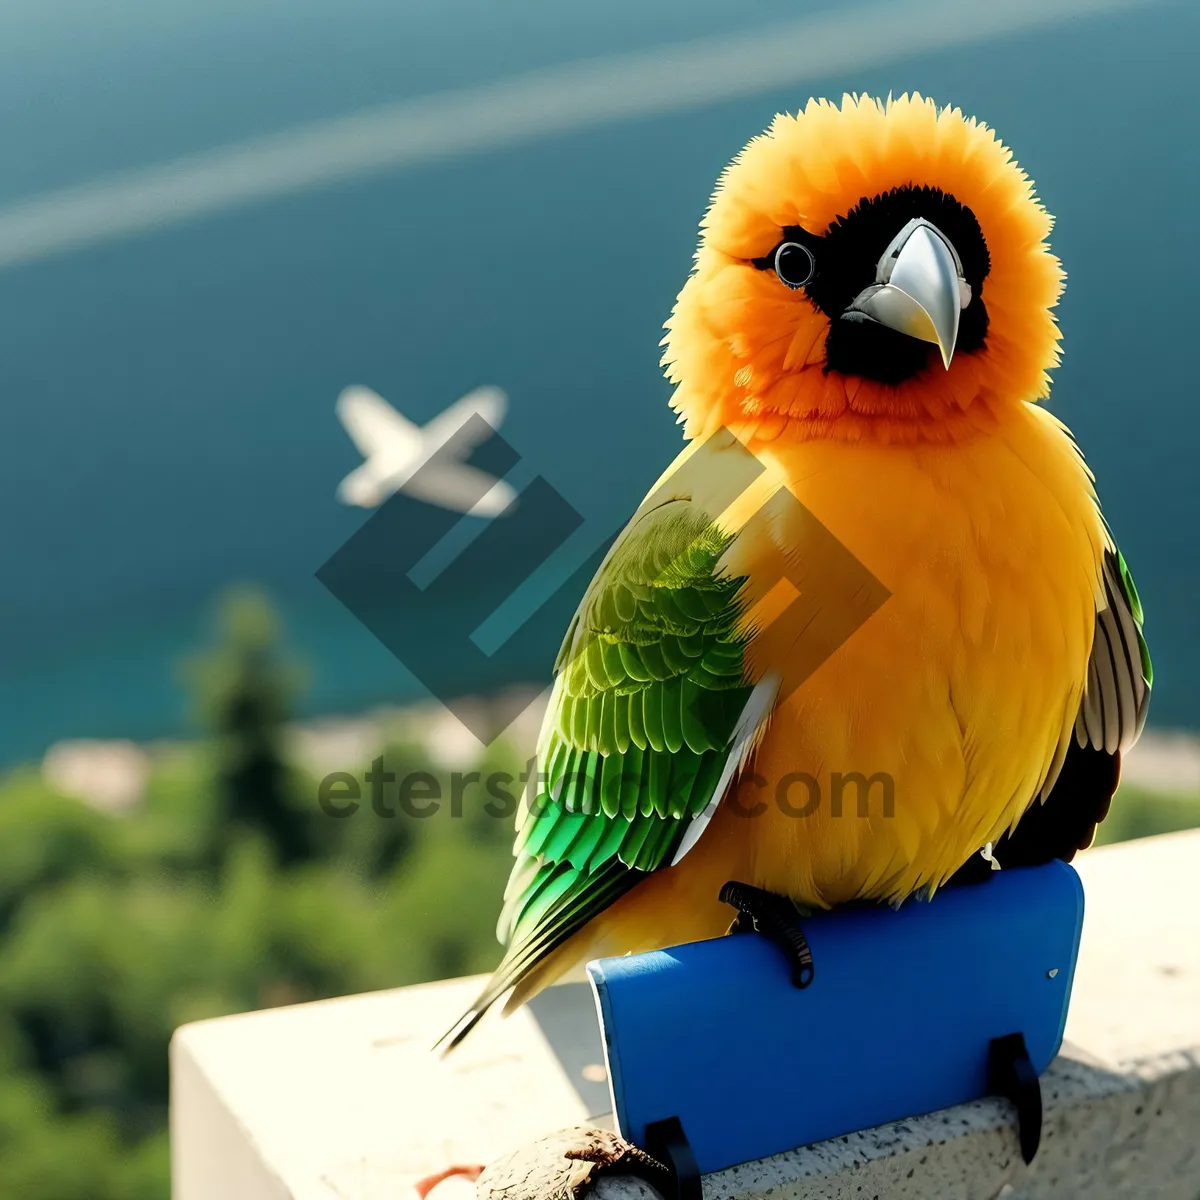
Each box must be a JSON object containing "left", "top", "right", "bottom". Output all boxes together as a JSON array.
[
  {"left": 476, "top": 1125, "right": 679, "bottom": 1200},
  {"left": 719, "top": 880, "right": 814, "bottom": 988}
]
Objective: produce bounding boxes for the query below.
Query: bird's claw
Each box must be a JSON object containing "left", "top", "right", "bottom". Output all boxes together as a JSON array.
[{"left": 719, "top": 880, "right": 815, "bottom": 988}]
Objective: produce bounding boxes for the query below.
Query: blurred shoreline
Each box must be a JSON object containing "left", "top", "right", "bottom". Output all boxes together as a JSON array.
[{"left": 38, "top": 696, "right": 1200, "bottom": 816}]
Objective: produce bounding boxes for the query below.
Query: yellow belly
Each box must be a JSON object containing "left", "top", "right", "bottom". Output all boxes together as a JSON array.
[
  {"left": 508, "top": 404, "right": 1106, "bottom": 1004},
  {"left": 722, "top": 403, "right": 1104, "bottom": 905}
]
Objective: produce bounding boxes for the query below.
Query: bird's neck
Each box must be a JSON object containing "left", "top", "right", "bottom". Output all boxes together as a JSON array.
[
  {"left": 712, "top": 392, "right": 1011, "bottom": 448},
  {"left": 674, "top": 359, "right": 1021, "bottom": 448}
]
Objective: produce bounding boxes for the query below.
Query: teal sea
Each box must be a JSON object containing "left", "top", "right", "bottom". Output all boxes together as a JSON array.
[{"left": 0, "top": 0, "right": 1196, "bottom": 762}]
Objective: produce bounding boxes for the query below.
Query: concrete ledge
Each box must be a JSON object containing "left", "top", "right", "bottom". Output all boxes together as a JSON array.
[
  {"left": 171, "top": 831, "right": 1200, "bottom": 1199},
  {"left": 593, "top": 1047, "right": 1200, "bottom": 1200}
]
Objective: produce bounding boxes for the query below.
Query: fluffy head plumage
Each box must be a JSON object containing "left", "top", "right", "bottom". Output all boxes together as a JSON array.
[{"left": 662, "top": 94, "right": 1064, "bottom": 444}]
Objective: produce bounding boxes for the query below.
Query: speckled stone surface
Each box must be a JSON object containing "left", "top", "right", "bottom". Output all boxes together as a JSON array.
[{"left": 594, "top": 1043, "right": 1200, "bottom": 1199}]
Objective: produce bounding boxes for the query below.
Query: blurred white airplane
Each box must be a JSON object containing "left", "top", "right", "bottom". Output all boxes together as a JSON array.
[{"left": 335, "top": 384, "right": 516, "bottom": 516}]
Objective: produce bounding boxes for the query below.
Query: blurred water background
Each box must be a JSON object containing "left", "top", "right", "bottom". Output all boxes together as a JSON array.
[
  {"left": 1, "top": 0, "right": 1197, "bottom": 765},
  {"left": 1, "top": 1, "right": 1199, "bottom": 1196}
]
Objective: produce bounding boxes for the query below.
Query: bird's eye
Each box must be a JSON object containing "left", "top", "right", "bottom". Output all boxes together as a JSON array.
[{"left": 774, "top": 242, "right": 816, "bottom": 289}]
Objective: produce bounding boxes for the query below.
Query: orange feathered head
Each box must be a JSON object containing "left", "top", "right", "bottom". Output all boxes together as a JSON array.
[{"left": 663, "top": 94, "right": 1064, "bottom": 444}]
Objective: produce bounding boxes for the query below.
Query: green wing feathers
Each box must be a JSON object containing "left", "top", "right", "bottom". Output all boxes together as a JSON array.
[
  {"left": 438, "top": 501, "right": 757, "bottom": 1049},
  {"left": 1114, "top": 549, "right": 1152, "bottom": 690},
  {"left": 1076, "top": 545, "right": 1152, "bottom": 755},
  {"left": 503, "top": 505, "right": 754, "bottom": 933}
]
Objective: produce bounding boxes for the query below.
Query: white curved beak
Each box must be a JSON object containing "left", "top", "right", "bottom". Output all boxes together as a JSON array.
[{"left": 846, "top": 219, "right": 970, "bottom": 370}]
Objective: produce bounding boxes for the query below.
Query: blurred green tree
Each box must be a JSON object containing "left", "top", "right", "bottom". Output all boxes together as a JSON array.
[
  {"left": 0, "top": 586, "right": 521, "bottom": 1198},
  {"left": 185, "top": 587, "right": 311, "bottom": 866}
]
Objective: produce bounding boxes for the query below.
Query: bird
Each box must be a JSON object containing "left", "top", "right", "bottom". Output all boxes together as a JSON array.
[
  {"left": 439, "top": 93, "right": 1151, "bottom": 1051},
  {"left": 335, "top": 383, "right": 516, "bottom": 515}
]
